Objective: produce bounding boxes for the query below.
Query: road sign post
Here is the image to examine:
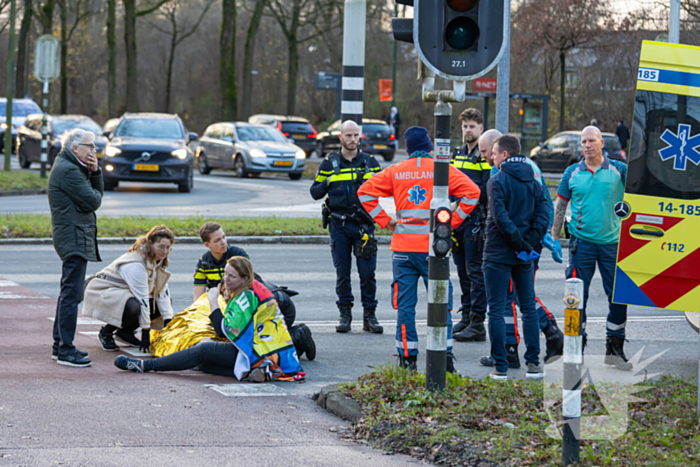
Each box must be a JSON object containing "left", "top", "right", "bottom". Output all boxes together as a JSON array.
[
  {"left": 562, "top": 278, "right": 584, "bottom": 466},
  {"left": 33, "top": 34, "right": 60, "bottom": 179}
]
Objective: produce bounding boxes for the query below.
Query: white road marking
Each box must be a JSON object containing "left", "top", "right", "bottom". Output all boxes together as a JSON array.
[
  {"left": 47, "top": 317, "right": 105, "bottom": 325},
  {"left": 205, "top": 384, "right": 290, "bottom": 397},
  {"left": 0, "top": 292, "right": 52, "bottom": 299},
  {"left": 121, "top": 348, "right": 153, "bottom": 357},
  {"left": 0, "top": 280, "right": 19, "bottom": 287}
]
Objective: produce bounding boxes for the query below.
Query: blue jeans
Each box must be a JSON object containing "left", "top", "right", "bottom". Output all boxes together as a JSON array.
[
  {"left": 452, "top": 232, "right": 487, "bottom": 317},
  {"left": 329, "top": 219, "right": 378, "bottom": 309},
  {"left": 392, "top": 252, "right": 453, "bottom": 357},
  {"left": 53, "top": 255, "right": 88, "bottom": 353},
  {"left": 505, "top": 257, "right": 556, "bottom": 346},
  {"left": 565, "top": 236, "right": 627, "bottom": 338},
  {"left": 484, "top": 260, "right": 540, "bottom": 372}
]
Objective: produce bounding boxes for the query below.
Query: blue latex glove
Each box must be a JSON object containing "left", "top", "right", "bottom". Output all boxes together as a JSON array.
[
  {"left": 542, "top": 233, "right": 563, "bottom": 263},
  {"left": 516, "top": 250, "right": 541, "bottom": 262}
]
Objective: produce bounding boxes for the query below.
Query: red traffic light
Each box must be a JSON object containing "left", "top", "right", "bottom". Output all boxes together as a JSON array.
[
  {"left": 436, "top": 208, "right": 451, "bottom": 224},
  {"left": 446, "top": 0, "right": 479, "bottom": 13}
]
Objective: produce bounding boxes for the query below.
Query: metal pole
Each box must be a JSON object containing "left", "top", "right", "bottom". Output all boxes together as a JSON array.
[
  {"left": 391, "top": 0, "right": 398, "bottom": 109},
  {"left": 41, "top": 79, "right": 49, "bottom": 178},
  {"left": 670, "top": 0, "right": 680, "bottom": 44},
  {"left": 341, "top": 0, "right": 366, "bottom": 130},
  {"left": 562, "top": 278, "right": 584, "bottom": 466},
  {"left": 426, "top": 97, "right": 452, "bottom": 392},
  {"left": 542, "top": 95, "right": 549, "bottom": 144},
  {"left": 483, "top": 96, "right": 489, "bottom": 131},
  {"left": 4, "top": 0, "right": 17, "bottom": 171},
  {"left": 495, "top": 0, "right": 511, "bottom": 134}
]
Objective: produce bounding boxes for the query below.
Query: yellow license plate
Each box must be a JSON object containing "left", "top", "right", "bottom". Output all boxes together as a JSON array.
[
  {"left": 292, "top": 134, "right": 306, "bottom": 140},
  {"left": 274, "top": 160, "right": 293, "bottom": 167},
  {"left": 374, "top": 144, "right": 387, "bottom": 149},
  {"left": 133, "top": 164, "right": 159, "bottom": 171}
]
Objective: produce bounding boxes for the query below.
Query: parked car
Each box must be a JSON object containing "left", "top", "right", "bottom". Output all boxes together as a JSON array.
[
  {"left": 529, "top": 130, "right": 625, "bottom": 172},
  {"left": 196, "top": 122, "right": 305, "bottom": 179},
  {"left": 316, "top": 118, "right": 396, "bottom": 161},
  {"left": 16, "top": 114, "right": 107, "bottom": 168},
  {"left": 102, "top": 118, "right": 120, "bottom": 136},
  {"left": 248, "top": 114, "right": 317, "bottom": 157},
  {"left": 101, "top": 113, "right": 197, "bottom": 192},
  {"left": 0, "top": 98, "right": 41, "bottom": 153}
]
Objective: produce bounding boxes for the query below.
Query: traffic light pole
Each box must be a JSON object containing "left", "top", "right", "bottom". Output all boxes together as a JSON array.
[
  {"left": 340, "top": 0, "right": 366, "bottom": 129},
  {"left": 40, "top": 79, "right": 49, "bottom": 178}
]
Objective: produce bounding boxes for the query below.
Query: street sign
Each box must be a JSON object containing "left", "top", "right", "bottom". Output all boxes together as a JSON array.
[
  {"left": 33, "top": 35, "right": 60, "bottom": 82},
  {"left": 316, "top": 72, "right": 341, "bottom": 91},
  {"left": 379, "top": 79, "right": 393, "bottom": 102},
  {"left": 474, "top": 78, "right": 497, "bottom": 92}
]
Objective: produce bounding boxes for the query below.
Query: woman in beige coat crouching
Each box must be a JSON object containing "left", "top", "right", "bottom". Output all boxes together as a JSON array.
[{"left": 83, "top": 225, "right": 175, "bottom": 353}]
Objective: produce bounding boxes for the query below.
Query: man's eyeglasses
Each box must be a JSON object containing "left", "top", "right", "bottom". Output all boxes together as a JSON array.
[
  {"left": 154, "top": 244, "right": 172, "bottom": 253},
  {"left": 79, "top": 143, "right": 97, "bottom": 152}
]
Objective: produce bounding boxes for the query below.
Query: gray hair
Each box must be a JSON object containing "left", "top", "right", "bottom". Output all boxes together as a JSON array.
[{"left": 61, "top": 128, "right": 94, "bottom": 151}]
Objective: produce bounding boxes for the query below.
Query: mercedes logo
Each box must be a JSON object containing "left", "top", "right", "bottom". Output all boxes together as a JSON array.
[
  {"left": 141, "top": 151, "right": 152, "bottom": 161},
  {"left": 614, "top": 201, "right": 631, "bottom": 218},
  {"left": 376, "top": 132, "right": 382, "bottom": 138}
]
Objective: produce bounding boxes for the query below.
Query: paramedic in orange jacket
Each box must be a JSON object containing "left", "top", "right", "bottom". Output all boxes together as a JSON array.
[{"left": 358, "top": 127, "right": 481, "bottom": 371}]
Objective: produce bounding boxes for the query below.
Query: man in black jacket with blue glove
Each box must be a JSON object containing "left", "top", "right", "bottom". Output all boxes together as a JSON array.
[{"left": 483, "top": 135, "right": 550, "bottom": 380}]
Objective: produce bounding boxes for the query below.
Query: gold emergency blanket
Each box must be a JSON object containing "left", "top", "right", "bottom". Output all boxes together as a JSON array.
[{"left": 150, "top": 294, "right": 228, "bottom": 357}]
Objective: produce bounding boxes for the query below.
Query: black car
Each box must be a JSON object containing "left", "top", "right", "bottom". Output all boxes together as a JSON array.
[
  {"left": 16, "top": 114, "right": 107, "bottom": 168},
  {"left": 529, "top": 130, "right": 625, "bottom": 172},
  {"left": 316, "top": 118, "right": 396, "bottom": 161},
  {"left": 248, "top": 114, "right": 317, "bottom": 157},
  {"left": 101, "top": 113, "right": 197, "bottom": 192}
]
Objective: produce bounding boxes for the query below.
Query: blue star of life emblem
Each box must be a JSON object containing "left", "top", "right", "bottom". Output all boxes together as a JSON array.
[
  {"left": 659, "top": 123, "right": 700, "bottom": 170},
  {"left": 407, "top": 184, "right": 427, "bottom": 205}
]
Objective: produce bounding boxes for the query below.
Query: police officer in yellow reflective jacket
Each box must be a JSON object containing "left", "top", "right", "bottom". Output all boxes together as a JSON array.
[
  {"left": 310, "top": 120, "right": 382, "bottom": 334},
  {"left": 450, "top": 108, "right": 491, "bottom": 342}
]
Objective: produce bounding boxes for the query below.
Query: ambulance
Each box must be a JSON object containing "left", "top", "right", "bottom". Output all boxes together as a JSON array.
[{"left": 612, "top": 41, "right": 700, "bottom": 332}]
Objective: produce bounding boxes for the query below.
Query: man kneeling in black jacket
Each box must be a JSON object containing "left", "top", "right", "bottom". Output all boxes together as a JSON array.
[{"left": 483, "top": 135, "right": 549, "bottom": 380}]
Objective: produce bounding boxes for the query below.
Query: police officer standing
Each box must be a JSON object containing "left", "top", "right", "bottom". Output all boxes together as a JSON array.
[
  {"left": 310, "top": 121, "right": 383, "bottom": 334},
  {"left": 450, "top": 108, "right": 490, "bottom": 342}
]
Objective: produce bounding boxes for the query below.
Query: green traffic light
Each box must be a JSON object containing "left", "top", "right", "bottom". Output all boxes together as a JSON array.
[{"left": 445, "top": 17, "right": 479, "bottom": 50}]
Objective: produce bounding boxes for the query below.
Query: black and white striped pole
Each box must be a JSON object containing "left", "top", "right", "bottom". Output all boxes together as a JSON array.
[
  {"left": 426, "top": 95, "right": 453, "bottom": 391},
  {"left": 40, "top": 80, "right": 49, "bottom": 178},
  {"left": 340, "top": 0, "right": 365, "bottom": 129},
  {"left": 562, "top": 278, "right": 584, "bottom": 465}
]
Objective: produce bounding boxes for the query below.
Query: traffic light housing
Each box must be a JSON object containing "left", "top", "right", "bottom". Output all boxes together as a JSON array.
[
  {"left": 432, "top": 207, "right": 452, "bottom": 257},
  {"left": 392, "top": 0, "right": 506, "bottom": 81}
]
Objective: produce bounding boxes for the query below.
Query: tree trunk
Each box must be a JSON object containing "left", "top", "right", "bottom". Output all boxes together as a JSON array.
[
  {"left": 107, "top": 0, "right": 117, "bottom": 117},
  {"left": 165, "top": 30, "right": 177, "bottom": 113},
  {"left": 559, "top": 50, "right": 565, "bottom": 132},
  {"left": 241, "top": 0, "right": 265, "bottom": 119},
  {"left": 15, "top": 0, "right": 33, "bottom": 98},
  {"left": 60, "top": 1, "right": 67, "bottom": 114},
  {"left": 41, "top": 0, "right": 55, "bottom": 34},
  {"left": 219, "top": 0, "right": 237, "bottom": 121},
  {"left": 124, "top": 0, "right": 139, "bottom": 112},
  {"left": 286, "top": 36, "right": 299, "bottom": 115}
]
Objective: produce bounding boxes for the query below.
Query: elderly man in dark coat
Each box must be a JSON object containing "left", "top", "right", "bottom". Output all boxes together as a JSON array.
[{"left": 49, "top": 128, "right": 103, "bottom": 367}]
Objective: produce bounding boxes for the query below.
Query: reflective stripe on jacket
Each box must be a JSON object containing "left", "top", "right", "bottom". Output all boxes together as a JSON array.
[{"left": 357, "top": 154, "right": 481, "bottom": 253}]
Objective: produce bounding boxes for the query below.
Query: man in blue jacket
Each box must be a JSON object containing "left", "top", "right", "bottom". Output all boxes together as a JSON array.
[{"left": 483, "top": 135, "right": 550, "bottom": 380}]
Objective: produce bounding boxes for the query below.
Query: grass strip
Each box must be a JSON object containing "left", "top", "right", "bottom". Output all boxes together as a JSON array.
[
  {"left": 0, "top": 170, "right": 49, "bottom": 191},
  {"left": 341, "top": 366, "right": 700, "bottom": 466},
  {"left": 0, "top": 213, "right": 393, "bottom": 238}
]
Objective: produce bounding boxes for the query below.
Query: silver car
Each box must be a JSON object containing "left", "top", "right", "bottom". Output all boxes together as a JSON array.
[{"left": 195, "top": 122, "right": 306, "bottom": 179}]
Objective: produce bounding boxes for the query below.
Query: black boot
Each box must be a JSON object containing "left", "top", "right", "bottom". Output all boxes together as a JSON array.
[
  {"left": 291, "top": 324, "right": 316, "bottom": 361},
  {"left": 336, "top": 303, "right": 352, "bottom": 333},
  {"left": 605, "top": 336, "right": 633, "bottom": 371},
  {"left": 453, "top": 312, "right": 486, "bottom": 342},
  {"left": 479, "top": 345, "right": 520, "bottom": 369},
  {"left": 362, "top": 308, "right": 383, "bottom": 334},
  {"left": 446, "top": 352, "right": 460, "bottom": 375},
  {"left": 398, "top": 354, "right": 417, "bottom": 373},
  {"left": 542, "top": 319, "right": 564, "bottom": 364},
  {"left": 452, "top": 306, "right": 471, "bottom": 334}
]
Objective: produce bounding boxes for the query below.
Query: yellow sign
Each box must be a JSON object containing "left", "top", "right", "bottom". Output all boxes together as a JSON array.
[
  {"left": 564, "top": 308, "right": 581, "bottom": 337},
  {"left": 613, "top": 41, "right": 700, "bottom": 313},
  {"left": 133, "top": 164, "right": 159, "bottom": 171}
]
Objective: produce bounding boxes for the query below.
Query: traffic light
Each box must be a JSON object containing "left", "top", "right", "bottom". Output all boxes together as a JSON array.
[
  {"left": 432, "top": 207, "right": 452, "bottom": 257},
  {"left": 391, "top": 0, "right": 506, "bottom": 81}
]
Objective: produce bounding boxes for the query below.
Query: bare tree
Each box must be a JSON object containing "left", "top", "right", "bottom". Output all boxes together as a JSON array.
[
  {"left": 240, "top": 0, "right": 266, "bottom": 120},
  {"left": 58, "top": 0, "right": 90, "bottom": 114},
  {"left": 124, "top": 0, "right": 171, "bottom": 112},
  {"left": 14, "top": 0, "right": 32, "bottom": 98},
  {"left": 107, "top": 0, "right": 117, "bottom": 117},
  {"left": 150, "top": 0, "right": 215, "bottom": 112},
  {"left": 220, "top": 0, "right": 237, "bottom": 120},
  {"left": 38, "top": 0, "right": 56, "bottom": 34}
]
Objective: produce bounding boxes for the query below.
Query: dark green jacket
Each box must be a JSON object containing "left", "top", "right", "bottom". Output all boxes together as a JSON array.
[{"left": 48, "top": 148, "right": 103, "bottom": 262}]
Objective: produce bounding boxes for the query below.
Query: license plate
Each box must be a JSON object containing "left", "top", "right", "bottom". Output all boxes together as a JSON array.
[
  {"left": 292, "top": 134, "right": 306, "bottom": 140},
  {"left": 374, "top": 144, "right": 388, "bottom": 149},
  {"left": 274, "top": 160, "right": 293, "bottom": 167},
  {"left": 133, "top": 164, "right": 159, "bottom": 171}
]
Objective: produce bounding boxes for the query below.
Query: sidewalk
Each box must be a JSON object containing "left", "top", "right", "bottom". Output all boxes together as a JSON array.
[{"left": 0, "top": 277, "right": 414, "bottom": 466}]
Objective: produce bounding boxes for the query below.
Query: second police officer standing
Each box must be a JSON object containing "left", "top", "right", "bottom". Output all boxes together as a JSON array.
[
  {"left": 450, "top": 108, "right": 490, "bottom": 342},
  {"left": 310, "top": 121, "right": 383, "bottom": 334}
]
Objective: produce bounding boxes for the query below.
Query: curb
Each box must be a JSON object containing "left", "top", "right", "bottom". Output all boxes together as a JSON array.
[
  {"left": 0, "top": 236, "right": 570, "bottom": 247},
  {"left": 0, "top": 235, "right": 394, "bottom": 246},
  {"left": 0, "top": 188, "right": 47, "bottom": 197},
  {"left": 315, "top": 383, "right": 362, "bottom": 423}
]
